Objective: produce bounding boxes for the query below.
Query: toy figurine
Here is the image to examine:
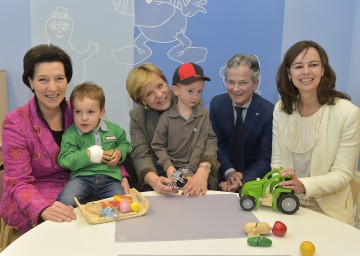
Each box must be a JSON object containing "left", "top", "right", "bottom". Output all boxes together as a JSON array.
[{"left": 168, "top": 168, "right": 189, "bottom": 188}]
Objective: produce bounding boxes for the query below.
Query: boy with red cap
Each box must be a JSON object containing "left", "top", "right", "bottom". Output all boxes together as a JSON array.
[{"left": 151, "top": 63, "right": 218, "bottom": 194}]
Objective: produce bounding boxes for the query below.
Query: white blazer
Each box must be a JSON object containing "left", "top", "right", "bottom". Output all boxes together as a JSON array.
[{"left": 272, "top": 99, "right": 360, "bottom": 226}]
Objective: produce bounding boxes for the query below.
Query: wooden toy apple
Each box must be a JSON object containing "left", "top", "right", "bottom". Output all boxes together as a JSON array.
[{"left": 272, "top": 221, "right": 287, "bottom": 237}]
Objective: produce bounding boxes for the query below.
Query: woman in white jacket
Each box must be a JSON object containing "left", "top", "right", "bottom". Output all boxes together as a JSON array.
[{"left": 272, "top": 40, "right": 360, "bottom": 226}]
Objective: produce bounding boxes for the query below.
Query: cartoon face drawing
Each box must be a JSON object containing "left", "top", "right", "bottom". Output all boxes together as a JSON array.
[
  {"left": 46, "top": 7, "right": 72, "bottom": 39},
  {"left": 44, "top": 7, "right": 99, "bottom": 90}
]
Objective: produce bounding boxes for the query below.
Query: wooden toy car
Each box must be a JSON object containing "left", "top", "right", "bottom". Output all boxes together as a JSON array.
[{"left": 239, "top": 168, "right": 300, "bottom": 214}]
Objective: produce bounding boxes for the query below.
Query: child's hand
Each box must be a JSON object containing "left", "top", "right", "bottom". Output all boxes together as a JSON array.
[
  {"left": 121, "top": 177, "right": 130, "bottom": 194},
  {"left": 166, "top": 166, "right": 176, "bottom": 179},
  {"left": 102, "top": 149, "right": 121, "bottom": 166},
  {"left": 88, "top": 145, "right": 103, "bottom": 164}
]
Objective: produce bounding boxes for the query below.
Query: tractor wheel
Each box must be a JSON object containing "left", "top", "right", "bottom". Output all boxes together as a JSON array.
[
  {"left": 277, "top": 193, "right": 300, "bottom": 214},
  {"left": 240, "top": 195, "right": 256, "bottom": 211}
]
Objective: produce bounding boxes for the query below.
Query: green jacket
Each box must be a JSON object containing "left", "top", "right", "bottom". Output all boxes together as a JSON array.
[{"left": 58, "top": 119, "right": 131, "bottom": 180}]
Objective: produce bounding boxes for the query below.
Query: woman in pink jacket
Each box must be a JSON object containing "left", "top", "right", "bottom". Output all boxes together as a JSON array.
[{"left": 0, "top": 44, "right": 78, "bottom": 233}]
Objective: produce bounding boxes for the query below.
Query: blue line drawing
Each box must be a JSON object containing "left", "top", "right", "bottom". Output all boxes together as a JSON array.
[
  {"left": 110, "top": 0, "right": 209, "bottom": 65},
  {"left": 45, "top": 7, "right": 99, "bottom": 85}
]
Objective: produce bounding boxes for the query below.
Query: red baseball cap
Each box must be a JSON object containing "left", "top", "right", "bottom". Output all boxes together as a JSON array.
[{"left": 172, "top": 63, "right": 211, "bottom": 85}]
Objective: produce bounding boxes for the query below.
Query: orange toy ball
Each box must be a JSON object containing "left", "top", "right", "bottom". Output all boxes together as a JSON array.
[{"left": 300, "top": 241, "right": 315, "bottom": 256}]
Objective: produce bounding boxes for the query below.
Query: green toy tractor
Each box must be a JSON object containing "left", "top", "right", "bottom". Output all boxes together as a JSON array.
[{"left": 239, "top": 168, "right": 300, "bottom": 214}]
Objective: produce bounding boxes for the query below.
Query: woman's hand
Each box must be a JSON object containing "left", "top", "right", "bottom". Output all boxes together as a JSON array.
[
  {"left": 278, "top": 168, "right": 306, "bottom": 194},
  {"left": 166, "top": 166, "right": 176, "bottom": 179},
  {"left": 181, "top": 168, "right": 208, "bottom": 197},
  {"left": 121, "top": 177, "right": 130, "bottom": 194},
  {"left": 145, "top": 172, "right": 178, "bottom": 195},
  {"left": 41, "top": 201, "right": 76, "bottom": 222}
]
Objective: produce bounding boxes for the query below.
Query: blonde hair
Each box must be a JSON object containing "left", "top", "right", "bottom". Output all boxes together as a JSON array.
[{"left": 126, "top": 63, "right": 167, "bottom": 106}]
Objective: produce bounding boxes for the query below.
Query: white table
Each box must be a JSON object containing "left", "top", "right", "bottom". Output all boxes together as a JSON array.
[{"left": 1, "top": 191, "right": 360, "bottom": 256}]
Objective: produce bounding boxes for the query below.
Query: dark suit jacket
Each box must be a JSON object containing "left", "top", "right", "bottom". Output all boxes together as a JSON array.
[{"left": 209, "top": 93, "right": 274, "bottom": 183}]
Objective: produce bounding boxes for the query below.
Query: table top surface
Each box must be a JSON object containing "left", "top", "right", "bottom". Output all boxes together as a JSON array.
[{"left": 1, "top": 190, "right": 360, "bottom": 256}]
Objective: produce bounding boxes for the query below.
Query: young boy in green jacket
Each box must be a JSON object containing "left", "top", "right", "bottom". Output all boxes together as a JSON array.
[{"left": 57, "top": 82, "right": 131, "bottom": 206}]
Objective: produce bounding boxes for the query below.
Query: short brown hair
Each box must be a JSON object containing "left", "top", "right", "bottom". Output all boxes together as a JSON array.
[
  {"left": 70, "top": 82, "right": 105, "bottom": 110},
  {"left": 22, "top": 44, "right": 72, "bottom": 90}
]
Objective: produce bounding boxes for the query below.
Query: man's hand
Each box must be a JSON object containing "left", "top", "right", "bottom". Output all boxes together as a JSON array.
[{"left": 220, "top": 172, "right": 243, "bottom": 192}]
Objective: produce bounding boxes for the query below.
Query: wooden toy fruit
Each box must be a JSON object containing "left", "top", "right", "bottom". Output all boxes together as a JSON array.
[
  {"left": 243, "top": 222, "right": 271, "bottom": 237},
  {"left": 247, "top": 236, "right": 272, "bottom": 247},
  {"left": 114, "top": 194, "right": 133, "bottom": 202},
  {"left": 100, "top": 201, "right": 112, "bottom": 208},
  {"left": 130, "top": 201, "right": 141, "bottom": 212},
  {"left": 108, "top": 200, "right": 120, "bottom": 208},
  {"left": 84, "top": 202, "right": 103, "bottom": 215},
  {"left": 119, "top": 199, "right": 131, "bottom": 213},
  {"left": 272, "top": 220, "right": 287, "bottom": 237},
  {"left": 300, "top": 241, "right": 315, "bottom": 256}
]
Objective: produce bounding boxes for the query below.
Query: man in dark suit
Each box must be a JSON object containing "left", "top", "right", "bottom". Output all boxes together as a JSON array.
[{"left": 210, "top": 54, "right": 274, "bottom": 192}]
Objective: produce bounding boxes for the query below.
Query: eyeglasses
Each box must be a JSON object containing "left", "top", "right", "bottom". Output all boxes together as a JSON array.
[{"left": 49, "top": 21, "right": 70, "bottom": 32}]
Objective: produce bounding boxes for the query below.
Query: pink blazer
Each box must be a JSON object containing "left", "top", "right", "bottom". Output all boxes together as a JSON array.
[{"left": 0, "top": 97, "right": 73, "bottom": 234}]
